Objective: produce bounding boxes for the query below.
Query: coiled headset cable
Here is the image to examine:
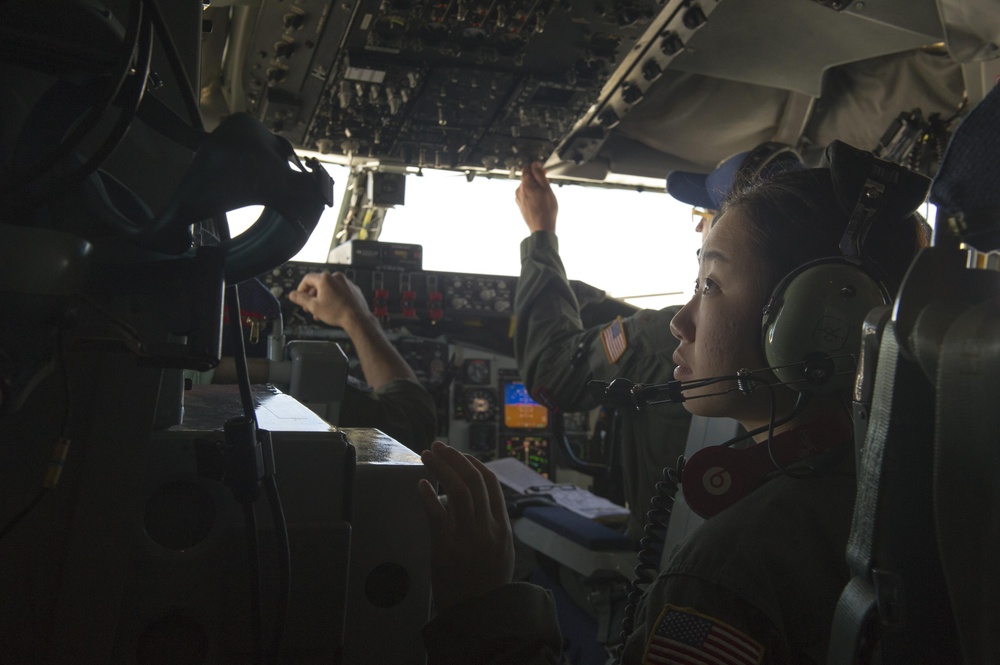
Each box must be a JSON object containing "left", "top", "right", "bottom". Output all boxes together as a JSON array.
[{"left": 614, "top": 462, "right": 680, "bottom": 659}]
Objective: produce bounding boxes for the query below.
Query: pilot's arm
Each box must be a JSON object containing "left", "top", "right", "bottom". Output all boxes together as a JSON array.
[
  {"left": 290, "top": 271, "right": 415, "bottom": 388},
  {"left": 418, "top": 442, "right": 563, "bottom": 664},
  {"left": 512, "top": 162, "right": 680, "bottom": 407},
  {"left": 289, "top": 271, "right": 436, "bottom": 452},
  {"left": 513, "top": 164, "right": 691, "bottom": 539}
]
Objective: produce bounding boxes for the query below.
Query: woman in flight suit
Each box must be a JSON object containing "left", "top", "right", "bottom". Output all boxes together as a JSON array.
[
  {"left": 416, "top": 141, "right": 930, "bottom": 665},
  {"left": 512, "top": 144, "right": 804, "bottom": 543}
]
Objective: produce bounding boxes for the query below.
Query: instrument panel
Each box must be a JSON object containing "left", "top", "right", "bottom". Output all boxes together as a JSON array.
[
  {"left": 305, "top": 329, "right": 556, "bottom": 476},
  {"left": 259, "top": 250, "right": 638, "bottom": 477},
  {"left": 448, "top": 353, "right": 554, "bottom": 477},
  {"left": 259, "top": 254, "right": 635, "bottom": 350},
  {"left": 238, "top": 0, "right": 672, "bottom": 170},
  {"left": 259, "top": 260, "right": 518, "bottom": 353}
]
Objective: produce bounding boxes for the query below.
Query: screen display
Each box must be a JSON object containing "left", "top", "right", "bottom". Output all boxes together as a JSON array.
[
  {"left": 503, "top": 436, "right": 551, "bottom": 478},
  {"left": 502, "top": 381, "right": 549, "bottom": 429}
]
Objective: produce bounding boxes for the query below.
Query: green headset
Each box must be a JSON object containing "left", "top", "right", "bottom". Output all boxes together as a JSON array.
[{"left": 759, "top": 141, "right": 931, "bottom": 394}]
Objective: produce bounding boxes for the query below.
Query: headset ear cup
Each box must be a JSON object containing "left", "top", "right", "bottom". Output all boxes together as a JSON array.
[{"left": 762, "top": 261, "right": 887, "bottom": 393}]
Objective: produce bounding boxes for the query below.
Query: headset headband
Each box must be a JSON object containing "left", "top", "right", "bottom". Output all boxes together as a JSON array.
[
  {"left": 825, "top": 140, "right": 929, "bottom": 263},
  {"left": 739, "top": 141, "right": 802, "bottom": 183}
]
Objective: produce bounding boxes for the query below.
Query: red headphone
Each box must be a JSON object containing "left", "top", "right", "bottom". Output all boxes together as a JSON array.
[{"left": 681, "top": 409, "right": 852, "bottom": 519}]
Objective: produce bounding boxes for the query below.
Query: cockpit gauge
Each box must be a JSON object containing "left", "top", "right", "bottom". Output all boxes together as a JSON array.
[
  {"left": 462, "top": 358, "right": 491, "bottom": 385},
  {"left": 464, "top": 387, "right": 498, "bottom": 422}
]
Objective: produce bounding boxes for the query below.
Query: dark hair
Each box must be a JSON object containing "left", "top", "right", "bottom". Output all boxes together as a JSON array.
[{"left": 721, "top": 167, "right": 929, "bottom": 303}]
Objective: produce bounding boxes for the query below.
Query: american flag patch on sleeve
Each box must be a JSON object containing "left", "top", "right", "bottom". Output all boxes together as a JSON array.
[
  {"left": 642, "top": 605, "right": 764, "bottom": 665},
  {"left": 600, "top": 316, "right": 628, "bottom": 364}
]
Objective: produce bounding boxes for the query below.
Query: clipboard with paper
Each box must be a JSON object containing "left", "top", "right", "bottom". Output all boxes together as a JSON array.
[{"left": 486, "top": 457, "right": 630, "bottom": 524}]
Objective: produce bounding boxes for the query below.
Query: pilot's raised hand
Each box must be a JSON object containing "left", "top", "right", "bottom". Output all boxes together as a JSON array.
[
  {"left": 288, "top": 270, "right": 369, "bottom": 330},
  {"left": 515, "top": 161, "right": 558, "bottom": 234},
  {"left": 417, "top": 441, "right": 515, "bottom": 610}
]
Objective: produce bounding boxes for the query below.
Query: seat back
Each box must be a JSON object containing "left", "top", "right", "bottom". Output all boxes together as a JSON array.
[
  {"left": 934, "top": 293, "right": 1000, "bottom": 661},
  {"left": 830, "top": 80, "right": 1000, "bottom": 665},
  {"left": 828, "top": 297, "right": 960, "bottom": 664}
]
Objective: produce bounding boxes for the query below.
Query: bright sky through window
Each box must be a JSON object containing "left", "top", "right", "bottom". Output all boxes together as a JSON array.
[{"left": 227, "top": 164, "right": 710, "bottom": 310}]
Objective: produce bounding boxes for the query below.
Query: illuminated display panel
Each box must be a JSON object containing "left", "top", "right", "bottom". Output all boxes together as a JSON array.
[
  {"left": 503, "top": 436, "right": 550, "bottom": 478},
  {"left": 503, "top": 381, "right": 548, "bottom": 429}
]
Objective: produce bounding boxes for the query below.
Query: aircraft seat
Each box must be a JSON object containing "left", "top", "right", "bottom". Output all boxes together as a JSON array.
[{"left": 829, "top": 81, "right": 1000, "bottom": 664}]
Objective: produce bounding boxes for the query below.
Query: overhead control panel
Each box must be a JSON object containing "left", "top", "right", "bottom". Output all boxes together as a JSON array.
[{"left": 238, "top": 0, "right": 685, "bottom": 171}]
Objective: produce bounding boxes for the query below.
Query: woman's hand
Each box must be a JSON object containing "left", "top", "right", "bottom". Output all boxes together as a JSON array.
[{"left": 417, "top": 441, "right": 515, "bottom": 610}]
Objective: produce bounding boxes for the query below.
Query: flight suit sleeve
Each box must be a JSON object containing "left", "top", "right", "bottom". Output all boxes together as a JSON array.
[
  {"left": 422, "top": 582, "right": 563, "bottom": 665},
  {"left": 337, "top": 377, "right": 438, "bottom": 453},
  {"left": 513, "top": 230, "right": 680, "bottom": 411},
  {"left": 620, "top": 574, "right": 791, "bottom": 665}
]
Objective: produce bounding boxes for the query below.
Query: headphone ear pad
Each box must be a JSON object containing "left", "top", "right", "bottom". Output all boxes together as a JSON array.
[{"left": 762, "top": 261, "right": 886, "bottom": 393}]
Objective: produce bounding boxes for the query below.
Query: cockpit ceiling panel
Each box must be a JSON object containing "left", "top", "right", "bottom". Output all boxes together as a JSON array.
[
  {"left": 238, "top": 0, "right": 670, "bottom": 172},
  {"left": 608, "top": 49, "right": 966, "bottom": 176},
  {"left": 216, "top": 0, "right": 990, "bottom": 184},
  {"left": 668, "top": 0, "right": 944, "bottom": 97}
]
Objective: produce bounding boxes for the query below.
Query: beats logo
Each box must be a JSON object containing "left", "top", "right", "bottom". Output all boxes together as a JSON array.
[{"left": 703, "top": 467, "right": 732, "bottom": 495}]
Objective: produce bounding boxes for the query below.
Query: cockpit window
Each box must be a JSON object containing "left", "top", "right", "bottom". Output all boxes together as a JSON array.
[
  {"left": 379, "top": 170, "right": 703, "bottom": 309},
  {"left": 229, "top": 164, "right": 703, "bottom": 309}
]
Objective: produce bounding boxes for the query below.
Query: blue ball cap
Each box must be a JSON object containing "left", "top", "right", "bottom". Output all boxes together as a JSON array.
[{"left": 667, "top": 142, "right": 804, "bottom": 210}]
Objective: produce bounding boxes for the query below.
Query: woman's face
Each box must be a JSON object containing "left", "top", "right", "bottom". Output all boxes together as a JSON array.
[{"left": 669, "top": 207, "right": 778, "bottom": 426}]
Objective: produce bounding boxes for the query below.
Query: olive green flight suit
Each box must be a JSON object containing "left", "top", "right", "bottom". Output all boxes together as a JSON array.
[
  {"left": 421, "top": 454, "right": 857, "bottom": 665},
  {"left": 513, "top": 230, "right": 692, "bottom": 540},
  {"left": 339, "top": 377, "right": 437, "bottom": 453}
]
